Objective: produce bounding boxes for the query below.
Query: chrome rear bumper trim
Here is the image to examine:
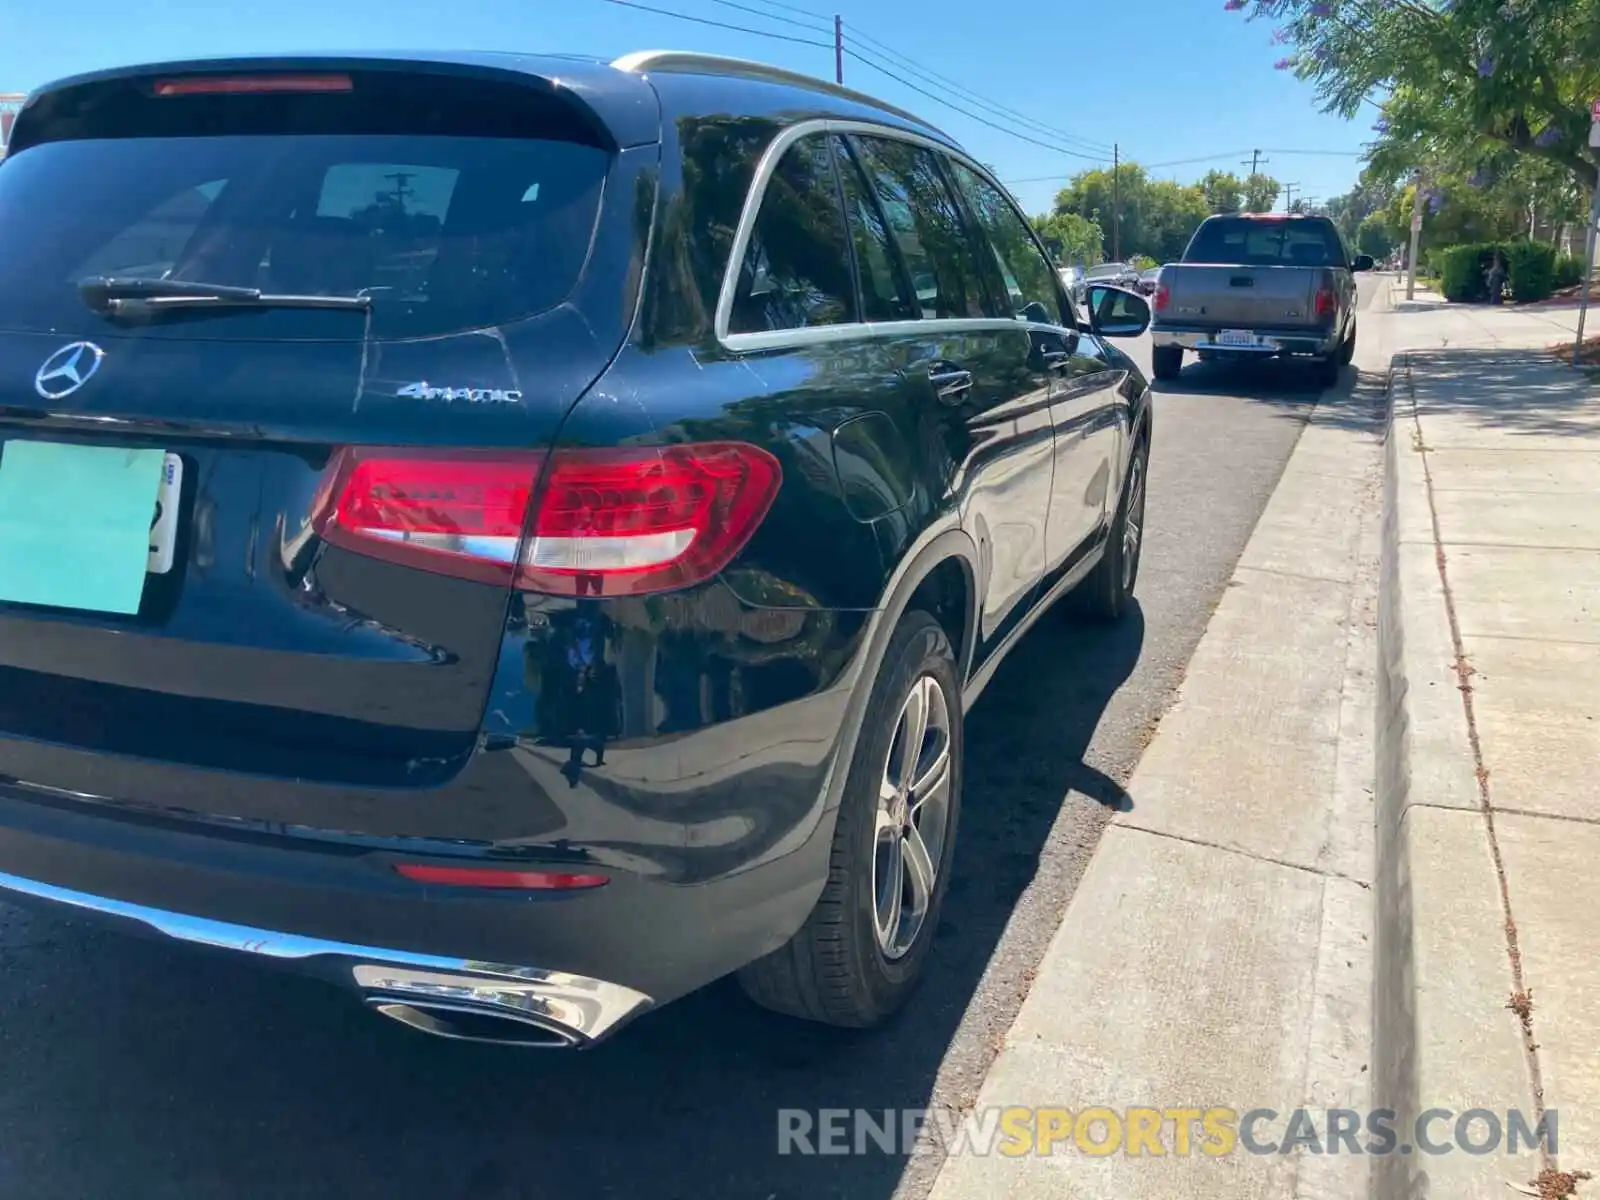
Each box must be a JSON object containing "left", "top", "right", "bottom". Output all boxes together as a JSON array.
[{"left": 0, "top": 868, "right": 653, "bottom": 1045}]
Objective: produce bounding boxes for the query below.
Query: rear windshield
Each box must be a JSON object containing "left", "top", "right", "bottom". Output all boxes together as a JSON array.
[
  {"left": 0, "top": 131, "right": 608, "bottom": 340},
  {"left": 1184, "top": 218, "right": 1346, "bottom": 267}
]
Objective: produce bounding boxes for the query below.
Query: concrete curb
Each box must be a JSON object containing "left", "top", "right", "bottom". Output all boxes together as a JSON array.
[
  {"left": 1372, "top": 356, "right": 1550, "bottom": 1200},
  {"left": 1372, "top": 356, "right": 1422, "bottom": 1200}
]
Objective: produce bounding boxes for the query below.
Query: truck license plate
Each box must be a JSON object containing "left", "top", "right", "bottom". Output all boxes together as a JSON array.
[{"left": 1217, "top": 329, "right": 1258, "bottom": 347}]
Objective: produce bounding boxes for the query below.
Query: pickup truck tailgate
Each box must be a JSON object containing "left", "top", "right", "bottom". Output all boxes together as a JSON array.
[{"left": 1164, "top": 264, "right": 1323, "bottom": 328}]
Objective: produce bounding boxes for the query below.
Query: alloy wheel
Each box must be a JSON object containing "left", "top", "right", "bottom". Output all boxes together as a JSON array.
[{"left": 872, "top": 674, "right": 954, "bottom": 960}]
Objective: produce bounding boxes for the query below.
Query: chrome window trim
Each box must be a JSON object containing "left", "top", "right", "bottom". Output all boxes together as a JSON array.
[{"left": 714, "top": 119, "right": 1076, "bottom": 354}]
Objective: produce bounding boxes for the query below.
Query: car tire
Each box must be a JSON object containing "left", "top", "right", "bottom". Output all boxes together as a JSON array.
[
  {"left": 1338, "top": 320, "right": 1357, "bottom": 365},
  {"left": 1152, "top": 345, "right": 1183, "bottom": 382},
  {"left": 1069, "top": 432, "right": 1149, "bottom": 622},
  {"left": 737, "top": 610, "right": 963, "bottom": 1028}
]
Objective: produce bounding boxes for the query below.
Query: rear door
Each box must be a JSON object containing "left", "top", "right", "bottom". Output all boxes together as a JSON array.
[
  {"left": 0, "top": 66, "right": 639, "bottom": 794},
  {"left": 943, "top": 159, "right": 1116, "bottom": 580},
  {"left": 846, "top": 134, "right": 1053, "bottom": 672}
]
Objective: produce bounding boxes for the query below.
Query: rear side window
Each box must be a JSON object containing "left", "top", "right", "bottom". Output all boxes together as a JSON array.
[
  {"left": 0, "top": 79, "right": 609, "bottom": 341},
  {"left": 1185, "top": 218, "right": 1347, "bottom": 268},
  {"left": 833, "top": 138, "right": 916, "bottom": 323},
  {"left": 728, "top": 134, "right": 856, "bottom": 334},
  {"left": 849, "top": 135, "right": 988, "bottom": 321},
  {"left": 947, "top": 161, "right": 1062, "bottom": 324}
]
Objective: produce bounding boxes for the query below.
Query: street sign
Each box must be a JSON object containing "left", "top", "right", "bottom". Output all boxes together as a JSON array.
[
  {"left": 1592, "top": 98, "right": 1600, "bottom": 119},
  {"left": 1411, "top": 211, "right": 1423, "bottom": 232},
  {"left": 1591, "top": 99, "right": 1600, "bottom": 147}
]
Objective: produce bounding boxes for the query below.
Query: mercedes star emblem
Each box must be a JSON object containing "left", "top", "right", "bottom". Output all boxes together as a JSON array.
[{"left": 34, "top": 341, "right": 106, "bottom": 400}]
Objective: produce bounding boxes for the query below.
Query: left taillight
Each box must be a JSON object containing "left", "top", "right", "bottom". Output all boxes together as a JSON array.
[{"left": 311, "top": 442, "right": 782, "bottom": 598}]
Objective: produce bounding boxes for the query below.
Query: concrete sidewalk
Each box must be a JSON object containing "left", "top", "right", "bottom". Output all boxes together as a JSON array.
[{"left": 1376, "top": 335, "right": 1600, "bottom": 1198}]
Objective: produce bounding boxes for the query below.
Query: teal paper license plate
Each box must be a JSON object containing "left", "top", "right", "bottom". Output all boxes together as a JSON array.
[{"left": 0, "top": 440, "right": 167, "bottom": 615}]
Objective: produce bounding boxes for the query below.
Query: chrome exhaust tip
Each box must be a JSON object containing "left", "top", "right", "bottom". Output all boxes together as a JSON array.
[
  {"left": 353, "top": 962, "right": 651, "bottom": 1049},
  {"left": 368, "top": 999, "right": 584, "bottom": 1048}
]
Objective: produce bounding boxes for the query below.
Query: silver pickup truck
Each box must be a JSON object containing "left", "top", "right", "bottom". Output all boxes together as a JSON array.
[{"left": 1150, "top": 213, "right": 1373, "bottom": 385}]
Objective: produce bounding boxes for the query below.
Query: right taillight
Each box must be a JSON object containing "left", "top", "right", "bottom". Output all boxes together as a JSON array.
[
  {"left": 1153, "top": 284, "right": 1170, "bottom": 312},
  {"left": 1314, "top": 285, "right": 1337, "bottom": 319},
  {"left": 313, "top": 442, "right": 781, "bottom": 598}
]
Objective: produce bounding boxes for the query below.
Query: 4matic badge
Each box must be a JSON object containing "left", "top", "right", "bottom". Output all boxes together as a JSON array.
[{"left": 396, "top": 382, "right": 523, "bottom": 404}]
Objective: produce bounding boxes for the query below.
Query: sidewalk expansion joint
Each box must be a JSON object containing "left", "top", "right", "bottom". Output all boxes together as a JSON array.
[
  {"left": 1112, "top": 820, "right": 1372, "bottom": 888},
  {"left": 1406, "top": 358, "right": 1557, "bottom": 1176},
  {"left": 1232, "top": 564, "right": 1355, "bottom": 587}
]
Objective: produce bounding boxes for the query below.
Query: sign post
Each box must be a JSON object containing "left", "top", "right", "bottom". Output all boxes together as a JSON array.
[
  {"left": 1405, "top": 172, "right": 1425, "bottom": 301},
  {"left": 1574, "top": 101, "right": 1600, "bottom": 366}
]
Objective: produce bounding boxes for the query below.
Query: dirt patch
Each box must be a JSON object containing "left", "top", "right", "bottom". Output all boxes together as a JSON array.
[
  {"left": 1530, "top": 1166, "right": 1592, "bottom": 1199},
  {"left": 1549, "top": 336, "right": 1600, "bottom": 367}
]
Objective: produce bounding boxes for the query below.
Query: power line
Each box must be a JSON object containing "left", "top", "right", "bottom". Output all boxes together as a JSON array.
[
  {"left": 740, "top": 0, "right": 830, "bottom": 19},
  {"left": 601, "top": 0, "right": 833, "bottom": 49},
  {"left": 1005, "top": 146, "right": 1367, "bottom": 184},
  {"left": 704, "top": 0, "right": 832, "bottom": 34},
  {"left": 842, "top": 47, "right": 1107, "bottom": 162},
  {"left": 842, "top": 22, "right": 1112, "bottom": 154}
]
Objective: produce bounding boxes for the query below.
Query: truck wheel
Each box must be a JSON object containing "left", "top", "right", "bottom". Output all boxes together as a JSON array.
[
  {"left": 1313, "top": 352, "right": 1341, "bottom": 387},
  {"left": 1152, "top": 346, "right": 1183, "bottom": 381},
  {"left": 1338, "top": 321, "right": 1357, "bottom": 364},
  {"left": 737, "top": 611, "right": 962, "bottom": 1027}
]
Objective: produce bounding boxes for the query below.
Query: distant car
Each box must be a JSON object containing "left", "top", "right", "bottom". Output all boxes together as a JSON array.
[
  {"left": 1085, "top": 261, "right": 1139, "bottom": 291},
  {"left": 1057, "top": 265, "right": 1086, "bottom": 308},
  {"left": 1137, "top": 266, "right": 1162, "bottom": 296}
]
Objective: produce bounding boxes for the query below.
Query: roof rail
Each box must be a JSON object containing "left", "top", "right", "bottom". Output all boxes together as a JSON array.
[{"left": 609, "top": 50, "right": 950, "bottom": 141}]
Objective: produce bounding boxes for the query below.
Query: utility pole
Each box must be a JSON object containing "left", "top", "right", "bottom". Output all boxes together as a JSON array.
[
  {"left": 1112, "top": 143, "right": 1121, "bottom": 261},
  {"left": 1243, "top": 149, "right": 1266, "bottom": 177},
  {"left": 1283, "top": 182, "right": 1300, "bottom": 212},
  {"left": 1406, "top": 169, "right": 1426, "bottom": 301},
  {"left": 834, "top": 16, "right": 843, "bottom": 84},
  {"left": 1575, "top": 103, "right": 1600, "bottom": 364}
]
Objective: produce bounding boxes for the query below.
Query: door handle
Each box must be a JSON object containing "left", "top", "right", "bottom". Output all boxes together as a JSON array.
[
  {"left": 1040, "top": 349, "right": 1070, "bottom": 371},
  {"left": 929, "top": 365, "right": 974, "bottom": 403}
]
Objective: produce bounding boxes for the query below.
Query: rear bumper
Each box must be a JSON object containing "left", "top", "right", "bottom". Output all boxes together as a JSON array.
[
  {"left": 0, "top": 863, "right": 652, "bottom": 1047},
  {"left": 1151, "top": 324, "right": 1339, "bottom": 355}
]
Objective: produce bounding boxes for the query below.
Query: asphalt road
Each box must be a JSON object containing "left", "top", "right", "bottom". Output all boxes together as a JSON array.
[{"left": 0, "top": 279, "right": 1383, "bottom": 1200}]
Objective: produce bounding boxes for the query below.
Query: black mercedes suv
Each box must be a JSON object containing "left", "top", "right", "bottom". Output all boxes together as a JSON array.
[{"left": 0, "top": 49, "right": 1152, "bottom": 1047}]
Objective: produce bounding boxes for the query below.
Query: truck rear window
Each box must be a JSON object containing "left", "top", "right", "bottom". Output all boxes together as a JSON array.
[
  {"left": 1184, "top": 218, "right": 1346, "bottom": 268},
  {"left": 0, "top": 88, "right": 609, "bottom": 341}
]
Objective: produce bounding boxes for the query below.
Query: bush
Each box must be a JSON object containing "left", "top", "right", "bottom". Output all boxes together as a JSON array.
[
  {"left": 1555, "top": 254, "right": 1586, "bottom": 289},
  {"left": 1435, "top": 243, "right": 1494, "bottom": 302},
  {"left": 1504, "top": 240, "right": 1556, "bottom": 302}
]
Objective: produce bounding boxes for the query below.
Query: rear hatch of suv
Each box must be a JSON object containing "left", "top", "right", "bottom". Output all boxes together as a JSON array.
[
  {"left": 1165, "top": 215, "right": 1342, "bottom": 329},
  {"left": 0, "top": 59, "right": 649, "bottom": 830}
]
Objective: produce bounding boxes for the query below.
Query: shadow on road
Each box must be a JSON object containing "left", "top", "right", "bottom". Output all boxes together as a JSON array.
[
  {"left": 1152, "top": 353, "right": 1388, "bottom": 434},
  {"left": 0, "top": 607, "right": 1146, "bottom": 1200}
]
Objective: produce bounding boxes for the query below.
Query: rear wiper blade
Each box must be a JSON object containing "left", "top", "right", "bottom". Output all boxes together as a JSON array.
[{"left": 78, "top": 276, "right": 372, "bottom": 316}]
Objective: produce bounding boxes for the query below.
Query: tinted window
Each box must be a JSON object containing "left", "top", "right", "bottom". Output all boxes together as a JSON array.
[
  {"left": 729, "top": 135, "right": 856, "bottom": 334},
  {"left": 948, "top": 162, "right": 1062, "bottom": 323},
  {"left": 849, "top": 136, "right": 988, "bottom": 321},
  {"left": 0, "top": 133, "right": 607, "bottom": 340},
  {"left": 1185, "top": 217, "right": 1347, "bottom": 267},
  {"left": 833, "top": 138, "right": 916, "bottom": 323}
]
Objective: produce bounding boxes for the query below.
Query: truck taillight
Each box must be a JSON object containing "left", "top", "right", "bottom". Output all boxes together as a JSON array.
[
  {"left": 312, "top": 442, "right": 781, "bottom": 597},
  {"left": 1314, "top": 285, "right": 1337, "bottom": 318},
  {"left": 1153, "top": 284, "right": 1170, "bottom": 312}
]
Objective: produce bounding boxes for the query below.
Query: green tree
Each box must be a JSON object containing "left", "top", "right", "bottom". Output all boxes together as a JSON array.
[
  {"left": 1201, "top": 169, "right": 1245, "bottom": 213},
  {"left": 1356, "top": 213, "right": 1396, "bottom": 260},
  {"left": 1243, "top": 172, "right": 1283, "bottom": 212},
  {"left": 1051, "top": 162, "right": 1214, "bottom": 262},
  {"left": 1032, "top": 210, "right": 1104, "bottom": 266},
  {"left": 1233, "top": 0, "right": 1600, "bottom": 195}
]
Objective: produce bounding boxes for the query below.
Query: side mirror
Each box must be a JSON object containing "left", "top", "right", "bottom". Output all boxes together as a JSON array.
[
  {"left": 1352, "top": 254, "right": 1375, "bottom": 272},
  {"left": 1086, "top": 284, "right": 1151, "bottom": 338},
  {"left": 1020, "top": 300, "right": 1055, "bottom": 325}
]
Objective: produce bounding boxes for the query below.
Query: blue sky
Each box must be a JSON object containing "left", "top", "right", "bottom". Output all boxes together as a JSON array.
[{"left": 1, "top": 0, "right": 1371, "bottom": 214}]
